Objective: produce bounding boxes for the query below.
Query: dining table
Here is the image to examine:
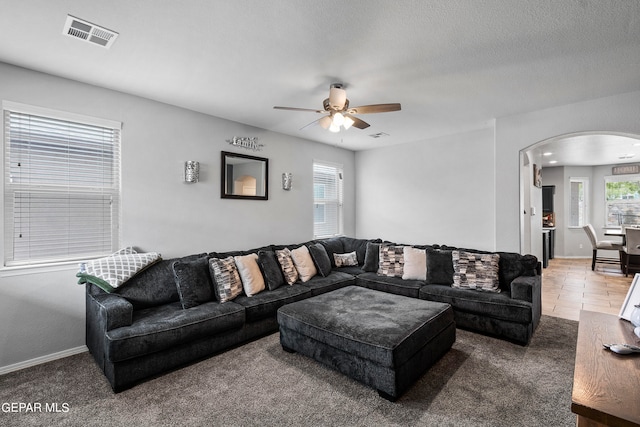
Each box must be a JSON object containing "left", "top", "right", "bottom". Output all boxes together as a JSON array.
[{"left": 604, "top": 228, "right": 627, "bottom": 245}]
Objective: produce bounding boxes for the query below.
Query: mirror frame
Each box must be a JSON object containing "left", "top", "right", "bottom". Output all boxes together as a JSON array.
[{"left": 220, "top": 151, "right": 269, "bottom": 200}]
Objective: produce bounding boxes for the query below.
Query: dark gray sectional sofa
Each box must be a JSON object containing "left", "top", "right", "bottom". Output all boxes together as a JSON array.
[{"left": 85, "top": 237, "right": 540, "bottom": 392}]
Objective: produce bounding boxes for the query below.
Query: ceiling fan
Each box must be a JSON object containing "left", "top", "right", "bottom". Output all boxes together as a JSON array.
[{"left": 273, "top": 83, "right": 401, "bottom": 132}]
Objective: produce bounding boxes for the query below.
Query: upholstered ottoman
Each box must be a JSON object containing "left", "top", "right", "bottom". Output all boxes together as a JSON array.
[{"left": 277, "top": 286, "right": 456, "bottom": 401}]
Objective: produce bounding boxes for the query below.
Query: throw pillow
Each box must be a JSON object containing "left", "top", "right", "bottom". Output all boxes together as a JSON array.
[
  {"left": 209, "top": 256, "right": 243, "bottom": 302},
  {"left": 172, "top": 256, "right": 213, "bottom": 309},
  {"left": 362, "top": 242, "right": 381, "bottom": 272},
  {"left": 425, "top": 249, "right": 454, "bottom": 285},
  {"left": 234, "top": 253, "right": 266, "bottom": 297},
  {"left": 77, "top": 251, "right": 162, "bottom": 292},
  {"left": 377, "top": 244, "right": 404, "bottom": 277},
  {"left": 276, "top": 248, "right": 299, "bottom": 285},
  {"left": 257, "top": 250, "right": 285, "bottom": 291},
  {"left": 290, "top": 245, "right": 318, "bottom": 282},
  {"left": 452, "top": 250, "right": 501, "bottom": 292},
  {"left": 334, "top": 251, "right": 358, "bottom": 267},
  {"left": 308, "top": 243, "right": 332, "bottom": 277},
  {"left": 402, "top": 246, "right": 427, "bottom": 280}
]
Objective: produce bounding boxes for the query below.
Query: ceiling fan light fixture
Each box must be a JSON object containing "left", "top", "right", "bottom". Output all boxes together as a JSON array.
[
  {"left": 329, "top": 123, "right": 340, "bottom": 133},
  {"left": 332, "top": 112, "right": 345, "bottom": 127},
  {"left": 319, "top": 115, "right": 332, "bottom": 129},
  {"left": 343, "top": 115, "right": 355, "bottom": 130},
  {"left": 329, "top": 84, "right": 347, "bottom": 110}
]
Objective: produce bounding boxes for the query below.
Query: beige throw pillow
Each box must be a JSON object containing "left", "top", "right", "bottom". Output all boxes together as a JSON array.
[
  {"left": 290, "top": 245, "right": 318, "bottom": 282},
  {"left": 234, "top": 253, "right": 265, "bottom": 297},
  {"left": 402, "top": 246, "right": 427, "bottom": 280}
]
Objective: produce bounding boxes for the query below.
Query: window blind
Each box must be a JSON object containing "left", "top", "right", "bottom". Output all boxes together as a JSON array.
[
  {"left": 3, "top": 108, "right": 121, "bottom": 266},
  {"left": 313, "top": 161, "right": 343, "bottom": 238}
]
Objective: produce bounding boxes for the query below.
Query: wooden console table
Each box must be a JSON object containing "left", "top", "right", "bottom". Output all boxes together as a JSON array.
[{"left": 571, "top": 310, "right": 640, "bottom": 427}]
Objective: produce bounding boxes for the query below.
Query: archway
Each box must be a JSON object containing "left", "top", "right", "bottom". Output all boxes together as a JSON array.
[{"left": 520, "top": 132, "right": 640, "bottom": 262}]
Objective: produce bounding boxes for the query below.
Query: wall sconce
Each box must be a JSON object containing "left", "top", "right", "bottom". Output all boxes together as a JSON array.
[
  {"left": 282, "top": 173, "right": 292, "bottom": 191},
  {"left": 184, "top": 161, "right": 200, "bottom": 183}
]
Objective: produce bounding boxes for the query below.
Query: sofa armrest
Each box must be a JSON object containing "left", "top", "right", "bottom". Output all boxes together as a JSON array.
[
  {"left": 510, "top": 275, "right": 541, "bottom": 304},
  {"left": 87, "top": 292, "right": 133, "bottom": 331}
]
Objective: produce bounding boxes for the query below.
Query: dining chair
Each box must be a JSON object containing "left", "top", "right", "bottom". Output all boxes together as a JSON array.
[
  {"left": 582, "top": 224, "right": 624, "bottom": 271},
  {"left": 624, "top": 227, "right": 640, "bottom": 276}
]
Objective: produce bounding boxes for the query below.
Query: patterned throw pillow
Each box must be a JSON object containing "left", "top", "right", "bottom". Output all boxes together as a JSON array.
[
  {"left": 209, "top": 256, "right": 243, "bottom": 302},
  {"left": 333, "top": 251, "right": 358, "bottom": 267},
  {"left": 452, "top": 250, "right": 501, "bottom": 292},
  {"left": 276, "top": 248, "right": 299, "bottom": 285},
  {"left": 77, "top": 251, "right": 161, "bottom": 292},
  {"left": 377, "top": 244, "right": 404, "bottom": 277}
]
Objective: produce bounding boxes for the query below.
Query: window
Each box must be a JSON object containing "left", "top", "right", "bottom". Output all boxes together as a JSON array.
[
  {"left": 569, "top": 177, "right": 588, "bottom": 227},
  {"left": 605, "top": 175, "right": 640, "bottom": 227},
  {"left": 313, "top": 161, "right": 343, "bottom": 238},
  {"left": 3, "top": 103, "right": 121, "bottom": 267}
]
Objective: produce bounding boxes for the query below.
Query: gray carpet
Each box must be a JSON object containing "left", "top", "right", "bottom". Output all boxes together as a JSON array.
[{"left": 1, "top": 315, "right": 578, "bottom": 427}]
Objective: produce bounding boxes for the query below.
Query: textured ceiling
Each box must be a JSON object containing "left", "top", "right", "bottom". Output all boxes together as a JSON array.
[{"left": 0, "top": 0, "right": 639, "bottom": 157}]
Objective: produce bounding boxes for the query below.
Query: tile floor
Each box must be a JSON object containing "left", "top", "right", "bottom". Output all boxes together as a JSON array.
[{"left": 542, "top": 258, "right": 633, "bottom": 321}]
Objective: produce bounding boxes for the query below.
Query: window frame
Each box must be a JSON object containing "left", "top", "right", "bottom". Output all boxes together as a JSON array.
[
  {"left": 2, "top": 101, "right": 122, "bottom": 269},
  {"left": 604, "top": 174, "right": 640, "bottom": 227},
  {"left": 313, "top": 160, "right": 343, "bottom": 239},
  {"left": 568, "top": 177, "right": 588, "bottom": 229}
]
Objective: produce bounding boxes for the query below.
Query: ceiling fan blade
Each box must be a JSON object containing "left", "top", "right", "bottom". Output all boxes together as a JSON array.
[
  {"left": 347, "top": 103, "right": 401, "bottom": 114},
  {"left": 299, "top": 118, "right": 321, "bottom": 130},
  {"left": 274, "top": 106, "right": 324, "bottom": 113},
  {"left": 350, "top": 116, "right": 370, "bottom": 129}
]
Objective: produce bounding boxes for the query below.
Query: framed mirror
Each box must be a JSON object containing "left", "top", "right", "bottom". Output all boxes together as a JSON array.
[{"left": 221, "top": 151, "right": 269, "bottom": 200}]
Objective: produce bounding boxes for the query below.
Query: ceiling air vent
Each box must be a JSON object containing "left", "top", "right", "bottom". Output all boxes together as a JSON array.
[
  {"left": 63, "top": 15, "right": 118, "bottom": 49},
  {"left": 369, "top": 132, "right": 389, "bottom": 139}
]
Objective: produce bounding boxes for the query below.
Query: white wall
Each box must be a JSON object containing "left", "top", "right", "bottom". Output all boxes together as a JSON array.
[
  {"left": 355, "top": 127, "right": 496, "bottom": 250},
  {"left": 0, "top": 62, "right": 355, "bottom": 371},
  {"left": 496, "top": 90, "right": 640, "bottom": 256}
]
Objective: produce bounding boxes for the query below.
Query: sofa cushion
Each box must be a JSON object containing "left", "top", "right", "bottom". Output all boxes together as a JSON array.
[
  {"left": 112, "top": 254, "right": 206, "bottom": 309},
  {"left": 419, "top": 284, "right": 532, "bottom": 324},
  {"left": 172, "top": 256, "right": 214, "bottom": 309},
  {"left": 318, "top": 237, "right": 345, "bottom": 268},
  {"left": 308, "top": 243, "right": 332, "bottom": 277},
  {"left": 356, "top": 272, "right": 424, "bottom": 298},
  {"left": 209, "top": 257, "right": 243, "bottom": 303},
  {"left": 362, "top": 241, "right": 381, "bottom": 272},
  {"left": 402, "top": 246, "right": 427, "bottom": 280},
  {"left": 334, "top": 251, "right": 358, "bottom": 267},
  {"left": 377, "top": 244, "right": 405, "bottom": 277},
  {"left": 426, "top": 249, "right": 454, "bottom": 285},
  {"left": 341, "top": 237, "right": 379, "bottom": 265},
  {"left": 290, "top": 245, "right": 317, "bottom": 282},
  {"left": 257, "top": 250, "right": 285, "bottom": 291},
  {"left": 276, "top": 248, "right": 299, "bottom": 285},
  {"left": 300, "top": 271, "right": 355, "bottom": 296},
  {"left": 452, "top": 250, "right": 501, "bottom": 293},
  {"left": 234, "top": 253, "right": 265, "bottom": 297},
  {"left": 233, "top": 284, "right": 311, "bottom": 322},
  {"left": 105, "top": 301, "right": 245, "bottom": 362}
]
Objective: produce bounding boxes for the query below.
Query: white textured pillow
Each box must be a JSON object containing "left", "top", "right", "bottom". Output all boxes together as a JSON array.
[
  {"left": 334, "top": 251, "right": 358, "bottom": 267},
  {"left": 234, "top": 253, "right": 265, "bottom": 297},
  {"left": 290, "top": 245, "right": 318, "bottom": 282},
  {"left": 402, "top": 246, "right": 427, "bottom": 280}
]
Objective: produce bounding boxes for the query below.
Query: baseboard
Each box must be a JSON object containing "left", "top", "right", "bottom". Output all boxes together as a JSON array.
[{"left": 0, "top": 346, "right": 88, "bottom": 375}]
